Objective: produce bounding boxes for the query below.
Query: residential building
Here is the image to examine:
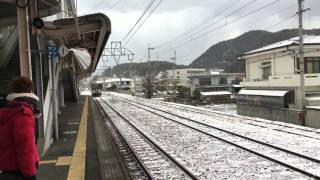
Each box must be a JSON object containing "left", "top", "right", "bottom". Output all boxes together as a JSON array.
[
  {"left": 238, "top": 35, "right": 320, "bottom": 127},
  {"left": 166, "top": 68, "right": 206, "bottom": 87},
  {"left": 103, "top": 78, "right": 133, "bottom": 90},
  {"left": 189, "top": 71, "right": 244, "bottom": 96}
]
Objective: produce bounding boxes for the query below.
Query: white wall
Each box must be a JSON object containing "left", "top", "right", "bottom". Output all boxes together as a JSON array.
[
  {"left": 247, "top": 59, "right": 263, "bottom": 81},
  {"left": 245, "top": 47, "right": 320, "bottom": 82},
  {"left": 274, "top": 55, "right": 294, "bottom": 76},
  {"left": 167, "top": 68, "right": 205, "bottom": 87}
]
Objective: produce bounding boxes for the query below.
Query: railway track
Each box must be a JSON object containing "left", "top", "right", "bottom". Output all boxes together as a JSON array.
[
  {"left": 93, "top": 99, "right": 150, "bottom": 179},
  {"left": 124, "top": 94, "right": 320, "bottom": 140},
  {"left": 105, "top": 95, "right": 320, "bottom": 179},
  {"left": 162, "top": 101, "right": 320, "bottom": 139},
  {"left": 95, "top": 98, "right": 198, "bottom": 180}
]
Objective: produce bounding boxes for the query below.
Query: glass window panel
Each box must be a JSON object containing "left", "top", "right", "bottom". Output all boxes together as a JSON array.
[
  {"left": 314, "top": 61, "right": 320, "bottom": 73},
  {"left": 307, "top": 61, "right": 313, "bottom": 73}
]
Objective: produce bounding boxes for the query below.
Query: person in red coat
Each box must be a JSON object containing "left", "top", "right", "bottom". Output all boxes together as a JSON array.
[{"left": 0, "top": 77, "right": 39, "bottom": 180}]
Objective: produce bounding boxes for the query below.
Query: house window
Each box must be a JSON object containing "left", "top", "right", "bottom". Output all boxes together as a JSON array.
[
  {"left": 199, "top": 78, "right": 211, "bottom": 86},
  {"left": 219, "top": 77, "right": 227, "bottom": 84},
  {"left": 261, "top": 61, "right": 271, "bottom": 80},
  {"left": 296, "top": 57, "right": 320, "bottom": 74}
]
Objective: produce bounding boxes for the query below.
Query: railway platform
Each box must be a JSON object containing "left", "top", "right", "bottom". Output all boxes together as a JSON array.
[{"left": 37, "top": 96, "right": 129, "bottom": 180}]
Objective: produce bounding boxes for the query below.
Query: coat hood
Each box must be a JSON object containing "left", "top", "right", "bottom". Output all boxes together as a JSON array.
[
  {"left": 7, "top": 93, "right": 40, "bottom": 115},
  {"left": 0, "top": 101, "right": 32, "bottom": 125}
]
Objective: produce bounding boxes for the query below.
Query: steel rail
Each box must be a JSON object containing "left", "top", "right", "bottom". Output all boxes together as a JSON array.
[
  {"left": 164, "top": 101, "right": 320, "bottom": 134},
  {"left": 93, "top": 98, "right": 153, "bottom": 180},
  {"left": 98, "top": 98, "right": 199, "bottom": 180},
  {"left": 134, "top": 96, "right": 320, "bottom": 140},
  {"left": 112, "top": 96, "right": 320, "bottom": 179}
]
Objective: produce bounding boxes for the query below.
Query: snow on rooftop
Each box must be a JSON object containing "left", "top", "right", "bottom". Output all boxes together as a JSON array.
[
  {"left": 201, "top": 91, "right": 232, "bottom": 96},
  {"left": 105, "top": 78, "right": 133, "bottom": 83},
  {"left": 245, "top": 35, "right": 320, "bottom": 55},
  {"left": 232, "top": 85, "right": 242, "bottom": 88},
  {"left": 239, "top": 89, "right": 289, "bottom": 97},
  {"left": 306, "top": 106, "right": 320, "bottom": 110},
  {"left": 305, "top": 96, "right": 320, "bottom": 101}
]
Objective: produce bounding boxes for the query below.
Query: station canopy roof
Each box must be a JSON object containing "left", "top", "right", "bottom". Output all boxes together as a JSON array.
[
  {"left": 43, "top": 13, "right": 111, "bottom": 78},
  {"left": 239, "top": 89, "right": 289, "bottom": 97}
]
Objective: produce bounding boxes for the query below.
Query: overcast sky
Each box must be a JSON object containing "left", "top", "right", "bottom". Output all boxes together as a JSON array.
[{"left": 77, "top": 0, "right": 319, "bottom": 70}]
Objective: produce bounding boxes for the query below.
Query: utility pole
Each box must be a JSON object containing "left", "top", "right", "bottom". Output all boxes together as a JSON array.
[
  {"left": 128, "top": 54, "right": 135, "bottom": 95},
  {"left": 171, "top": 50, "right": 177, "bottom": 97},
  {"left": 147, "top": 44, "right": 155, "bottom": 98},
  {"left": 297, "top": 0, "right": 306, "bottom": 111}
]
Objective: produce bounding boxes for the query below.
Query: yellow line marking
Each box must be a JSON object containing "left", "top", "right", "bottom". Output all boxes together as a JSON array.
[
  {"left": 56, "top": 156, "right": 72, "bottom": 166},
  {"left": 67, "top": 97, "right": 88, "bottom": 180},
  {"left": 39, "top": 160, "right": 57, "bottom": 165}
]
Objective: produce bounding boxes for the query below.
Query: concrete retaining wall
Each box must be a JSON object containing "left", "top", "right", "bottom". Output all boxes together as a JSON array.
[
  {"left": 305, "top": 108, "right": 320, "bottom": 129},
  {"left": 237, "top": 104, "right": 301, "bottom": 125}
]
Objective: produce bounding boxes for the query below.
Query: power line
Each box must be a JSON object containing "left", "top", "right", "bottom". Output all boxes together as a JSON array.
[
  {"left": 264, "top": 14, "right": 297, "bottom": 31},
  {"left": 90, "top": 0, "right": 104, "bottom": 11},
  {"left": 154, "top": 0, "right": 238, "bottom": 49},
  {"left": 137, "top": 0, "right": 245, "bottom": 61},
  {"left": 106, "top": 0, "right": 123, "bottom": 11},
  {"left": 156, "top": 0, "right": 282, "bottom": 56},
  {"left": 121, "top": 0, "right": 157, "bottom": 42},
  {"left": 236, "top": 2, "right": 296, "bottom": 31},
  {"left": 124, "top": 0, "right": 164, "bottom": 45},
  {"left": 90, "top": 0, "right": 123, "bottom": 12},
  {"left": 155, "top": 0, "right": 258, "bottom": 51}
]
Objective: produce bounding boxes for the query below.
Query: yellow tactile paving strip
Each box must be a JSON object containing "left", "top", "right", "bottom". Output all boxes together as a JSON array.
[{"left": 66, "top": 97, "right": 89, "bottom": 180}]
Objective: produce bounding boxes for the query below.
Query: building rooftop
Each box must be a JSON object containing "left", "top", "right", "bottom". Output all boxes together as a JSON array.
[
  {"left": 105, "top": 78, "right": 133, "bottom": 83},
  {"left": 244, "top": 35, "right": 320, "bottom": 56}
]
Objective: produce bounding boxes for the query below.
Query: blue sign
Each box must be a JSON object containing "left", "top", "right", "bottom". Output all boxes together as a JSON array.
[{"left": 48, "top": 46, "right": 58, "bottom": 59}]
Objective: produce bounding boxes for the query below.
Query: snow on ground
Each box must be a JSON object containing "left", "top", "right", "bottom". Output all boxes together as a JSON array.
[
  {"left": 199, "top": 104, "right": 238, "bottom": 115},
  {"left": 127, "top": 95, "right": 320, "bottom": 160},
  {"left": 103, "top": 96, "right": 309, "bottom": 179}
]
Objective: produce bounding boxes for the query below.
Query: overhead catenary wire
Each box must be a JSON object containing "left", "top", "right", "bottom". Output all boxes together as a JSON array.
[
  {"left": 156, "top": 0, "right": 282, "bottom": 57},
  {"left": 137, "top": 0, "right": 247, "bottom": 61},
  {"left": 105, "top": 0, "right": 123, "bottom": 12},
  {"left": 154, "top": 0, "right": 238, "bottom": 49},
  {"left": 264, "top": 14, "right": 297, "bottom": 31},
  {"left": 236, "top": 2, "right": 297, "bottom": 31},
  {"left": 90, "top": 0, "right": 123, "bottom": 12},
  {"left": 155, "top": 0, "right": 258, "bottom": 51},
  {"left": 121, "top": 0, "right": 157, "bottom": 42},
  {"left": 90, "top": 0, "right": 104, "bottom": 11},
  {"left": 124, "top": 0, "right": 164, "bottom": 45}
]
